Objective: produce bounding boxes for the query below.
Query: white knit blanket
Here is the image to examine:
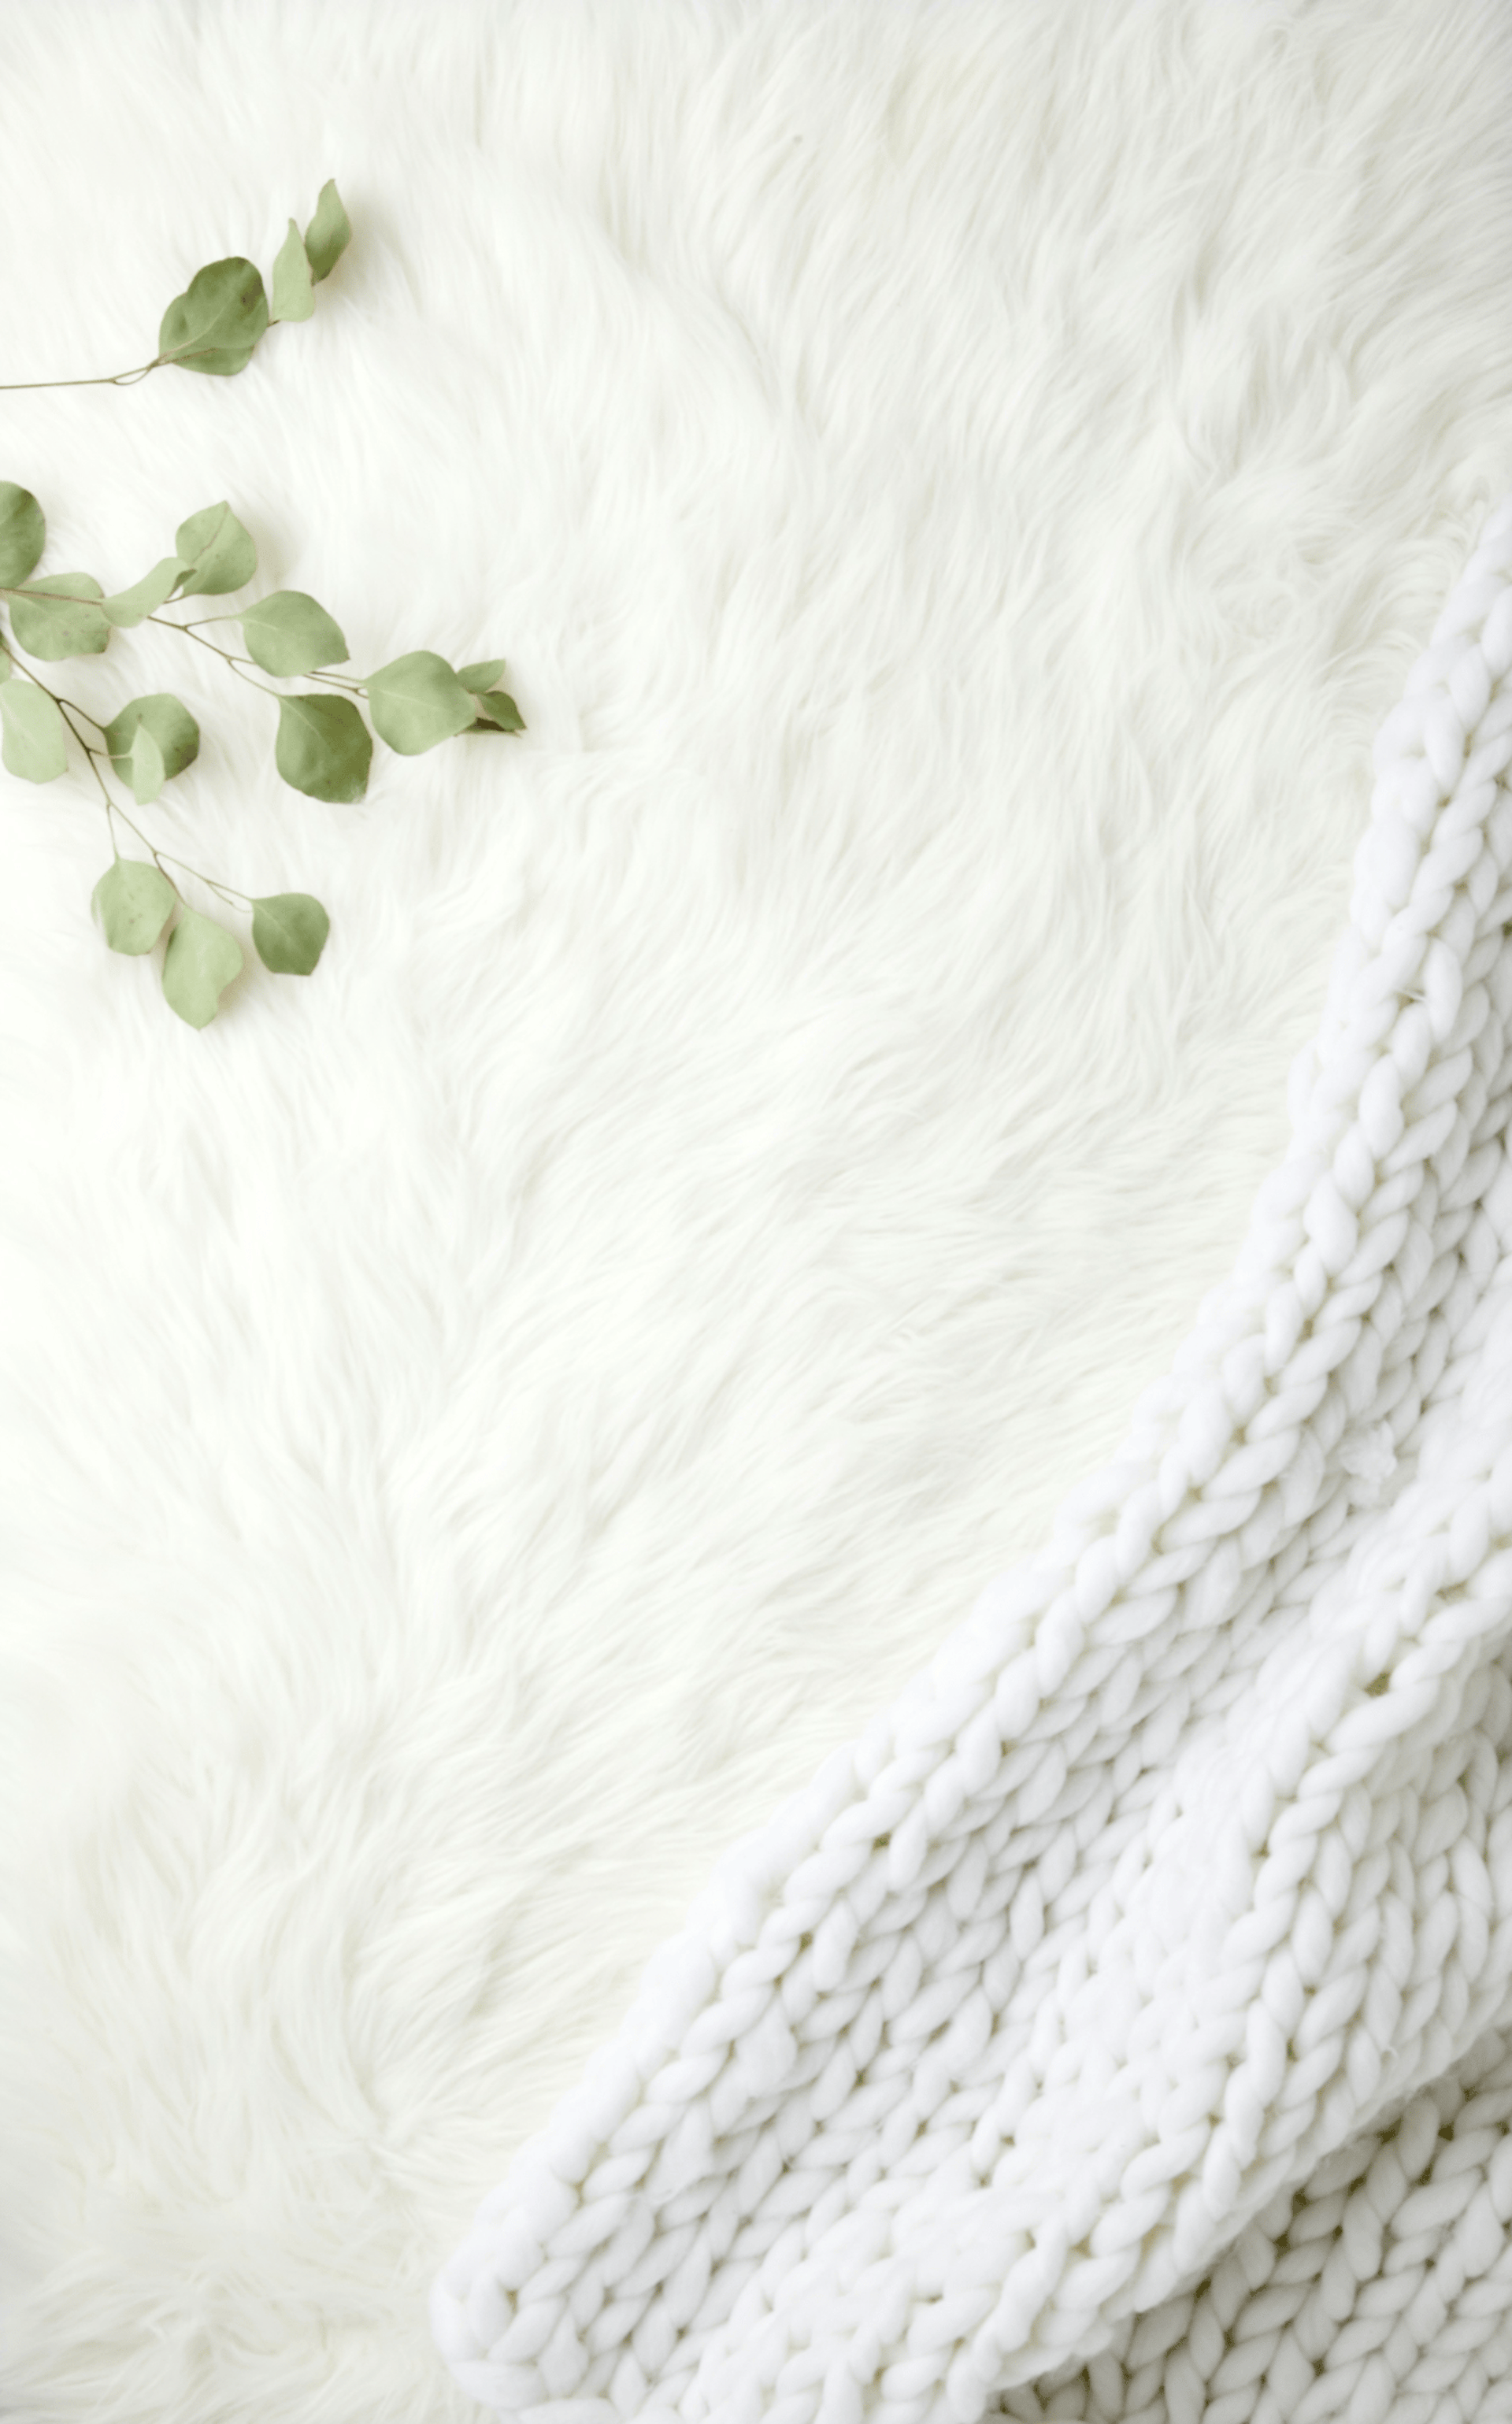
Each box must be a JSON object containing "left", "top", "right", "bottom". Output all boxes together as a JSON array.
[
  {"left": 4, "top": 6, "right": 1512, "bottom": 2424},
  {"left": 432, "top": 501, "right": 1512, "bottom": 2421}
]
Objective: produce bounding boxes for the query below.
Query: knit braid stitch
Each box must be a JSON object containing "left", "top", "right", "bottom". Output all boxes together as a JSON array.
[{"left": 432, "top": 495, "right": 1512, "bottom": 2424}]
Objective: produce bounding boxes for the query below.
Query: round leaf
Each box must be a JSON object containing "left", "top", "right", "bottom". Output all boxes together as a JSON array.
[
  {"left": 8, "top": 573, "right": 109, "bottom": 660},
  {"left": 0, "top": 682, "right": 68, "bottom": 781},
  {"left": 251, "top": 892, "right": 329, "bottom": 976},
  {"left": 365, "top": 650, "right": 476, "bottom": 755},
  {"left": 0, "top": 483, "right": 45, "bottom": 588},
  {"left": 456, "top": 659, "right": 506, "bottom": 695},
  {"left": 104, "top": 694, "right": 199, "bottom": 786},
  {"left": 158, "top": 257, "right": 269, "bottom": 377},
  {"left": 240, "top": 591, "right": 349, "bottom": 676},
  {"left": 161, "top": 910, "right": 243, "bottom": 1028},
  {"left": 275, "top": 693, "right": 371, "bottom": 802},
  {"left": 91, "top": 858, "right": 176, "bottom": 955},
  {"left": 102, "top": 556, "right": 187, "bottom": 629},
  {"left": 270, "top": 218, "right": 314, "bottom": 323},
  {"left": 124, "top": 721, "right": 167, "bottom": 806},
  {"left": 303, "top": 180, "right": 351, "bottom": 284},
  {"left": 172, "top": 502, "right": 257, "bottom": 600},
  {"left": 471, "top": 688, "right": 524, "bottom": 733}
]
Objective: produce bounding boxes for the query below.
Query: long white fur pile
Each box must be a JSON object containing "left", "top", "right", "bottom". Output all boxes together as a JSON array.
[{"left": 1, "top": 4, "right": 1510, "bottom": 2421}]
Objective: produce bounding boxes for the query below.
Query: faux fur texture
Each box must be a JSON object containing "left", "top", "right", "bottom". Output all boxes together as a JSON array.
[{"left": 1, "top": 3, "right": 1509, "bottom": 2420}]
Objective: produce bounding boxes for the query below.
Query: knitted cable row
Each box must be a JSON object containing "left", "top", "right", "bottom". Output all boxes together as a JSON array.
[
  {"left": 432, "top": 496, "right": 1512, "bottom": 2424},
  {"left": 995, "top": 2016, "right": 1512, "bottom": 2424},
  {"left": 778, "top": 1291, "right": 1512, "bottom": 2422}
]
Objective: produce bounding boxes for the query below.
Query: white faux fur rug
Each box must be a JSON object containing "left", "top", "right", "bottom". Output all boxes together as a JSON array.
[{"left": 2, "top": 3, "right": 1510, "bottom": 2421}]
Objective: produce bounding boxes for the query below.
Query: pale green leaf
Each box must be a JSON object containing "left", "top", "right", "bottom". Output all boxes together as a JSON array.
[
  {"left": 91, "top": 858, "right": 177, "bottom": 954},
  {"left": 8, "top": 574, "right": 109, "bottom": 661},
  {"left": 125, "top": 720, "right": 167, "bottom": 806},
  {"left": 172, "top": 501, "right": 257, "bottom": 600},
  {"left": 270, "top": 218, "right": 314, "bottom": 322},
  {"left": 161, "top": 909, "right": 243, "bottom": 1027},
  {"left": 104, "top": 694, "right": 199, "bottom": 786},
  {"left": 0, "top": 648, "right": 10, "bottom": 683},
  {"left": 102, "top": 556, "right": 187, "bottom": 629},
  {"left": 303, "top": 180, "right": 351, "bottom": 283},
  {"left": 0, "top": 483, "right": 45, "bottom": 588},
  {"left": 456, "top": 659, "right": 506, "bottom": 694},
  {"left": 365, "top": 650, "right": 475, "bottom": 754},
  {"left": 275, "top": 692, "right": 371, "bottom": 802},
  {"left": 158, "top": 256, "right": 269, "bottom": 377},
  {"left": 240, "top": 590, "right": 348, "bottom": 676},
  {"left": 470, "top": 688, "right": 524, "bottom": 733},
  {"left": 0, "top": 682, "right": 68, "bottom": 780},
  {"left": 251, "top": 892, "right": 329, "bottom": 975}
]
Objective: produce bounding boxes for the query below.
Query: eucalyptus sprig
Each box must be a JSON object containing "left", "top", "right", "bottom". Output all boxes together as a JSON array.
[
  {"left": 0, "top": 480, "right": 525, "bottom": 1029},
  {"left": 0, "top": 179, "right": 352, "bottom": 390}
]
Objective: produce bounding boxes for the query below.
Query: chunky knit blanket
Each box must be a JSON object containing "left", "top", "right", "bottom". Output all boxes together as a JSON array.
[{"left": 434, "top": 495, "right": 1512, "bottom": 2423}]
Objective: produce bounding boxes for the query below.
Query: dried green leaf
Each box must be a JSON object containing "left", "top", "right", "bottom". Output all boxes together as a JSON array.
[
  {"left": 456, "top": 659, "right": 506, "bottom": 694},
  {"left": 172, "top": 501, "right": 257, "bottom": 600},
  {"left": 303, "top": 180, "right": 351, "bottom": 283},
  {"left": 365, "top": 650, "right": 476, "bottom": 754},
  {"left": 8, "top": 574, "right": 109, "bottom": 660},
  {"left": 104, "top": 694, "right": 199, "bottom": 788},
  {"left": 125, "top": 721, "right": 166, "bottom": 805},
  {"left": 102, "top": 556, "right": 187, "bottom": 629},
  {"left": 251, "top": 892, "right": 329, "bottom": 975},
  {"left": 158, "top": 256, "right": 269, "bottom": 377},
  {"left": 0, "top": 483, "right": 45, "bottom": 588},
  {"left": 240, "top": 590, "right": 348, "bottom": 676},
  {"left": 161, "top": 909, "right": 243, "bottom": 1027},
  {"left": 470, "top": 688, "right": 524, "bottom": 733},
  {"left": 91, "top": 858, "right": 176, "bottom": 954},
  {"left": 0, "top": 681, "right": 68, "bottom": 780},
  {"left": 275, "top": 692, "right": 371, "bottom": 802},
  {"left": 270, "top": 218, "right": 314, "bottom": 322}
]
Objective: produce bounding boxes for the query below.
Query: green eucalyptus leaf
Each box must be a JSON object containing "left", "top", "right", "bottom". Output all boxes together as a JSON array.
[
  {"left": 0, "top": 682, "right": 68, "bottom": 781},
  {"left": 456, "top": 659, "right": 506, "bottom": 694},
  {"left": 8, "top": 574, "right": 109, "bottom": 661},
  {"left": 0, "top": 648, "right": 10, "bottom": 683},
  {"left": 162, "top": 909, "right": 243, "bottom": 1028},
  {"left": 471, "top": 688, "right": 524, "bottom": 732},
  {"left": 365, "top": 650, "right": 476, "bottom": 754},
  {"left": 303, "top": 180, "right": 351, "bottom": 283},
  {"left": 158, "top": 256, "right": 269, "bottom": 377},
  {"left": 251, "top": 892, "right": 329, "bottom": 975},
  {"left": 102, "top": 555, "right": 187, "bottom": 629},
  {"left": 172, "top": 501, "right": 257, "bottom": 599},
  {"left": 124, "top": 720, "right": 167, "bottom": 806},
  {"left": 104, "top": 694, "right": 199, "bottom": 786},
  {"left": 0, "top": 483, "right": 46, "bottom": 588},
  {"left": 91, "top": 858, "right": 176, "bottom": 955},
  {"left": 275, "top": 692, "right": 371, "bottom": 802},
  {"left": 240, "top": 590, "right": 348, "bottom": 676},
  {"left": 270, "top": 218, "right": 314, "bottom": 322}
]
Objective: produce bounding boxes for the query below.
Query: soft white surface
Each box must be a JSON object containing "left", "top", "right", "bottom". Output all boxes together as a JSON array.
[
  {"left": 428, "top": 503, "right": 1512, "bottom": 2423},
  {"left": 0, "top": 2, "right": 1509, "bottom": 2419}
]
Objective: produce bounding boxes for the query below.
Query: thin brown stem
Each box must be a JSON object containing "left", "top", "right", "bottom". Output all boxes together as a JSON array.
[
  {"left": 0, "top": 361, "right": 159, "bottom": 391},
  {"left": 155, "top": 617, "right": 367, "bottom": 696},
  {"left": 142, "top": 838, "right": 250, "bottom": 907},
  {"left": 45, "top": 689, "right": 146, "bottom": 873},
  {"left": 2, "top": 580, "right": 102, "bottom": 605},
  {"left": 0, "top": 339, "right": 258, "bottom": 392},
  {"left": 50, "top": 695, "right": 109, "bottom": 734},
  {"left": 302, "top": 665, "right": 368, "bottom": 695},
  {"left": 4, "top": 638, "right": 249, "bottom": 907},
  {"left": 146, "top": 614, "right": 283, "bottom": 699}
]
